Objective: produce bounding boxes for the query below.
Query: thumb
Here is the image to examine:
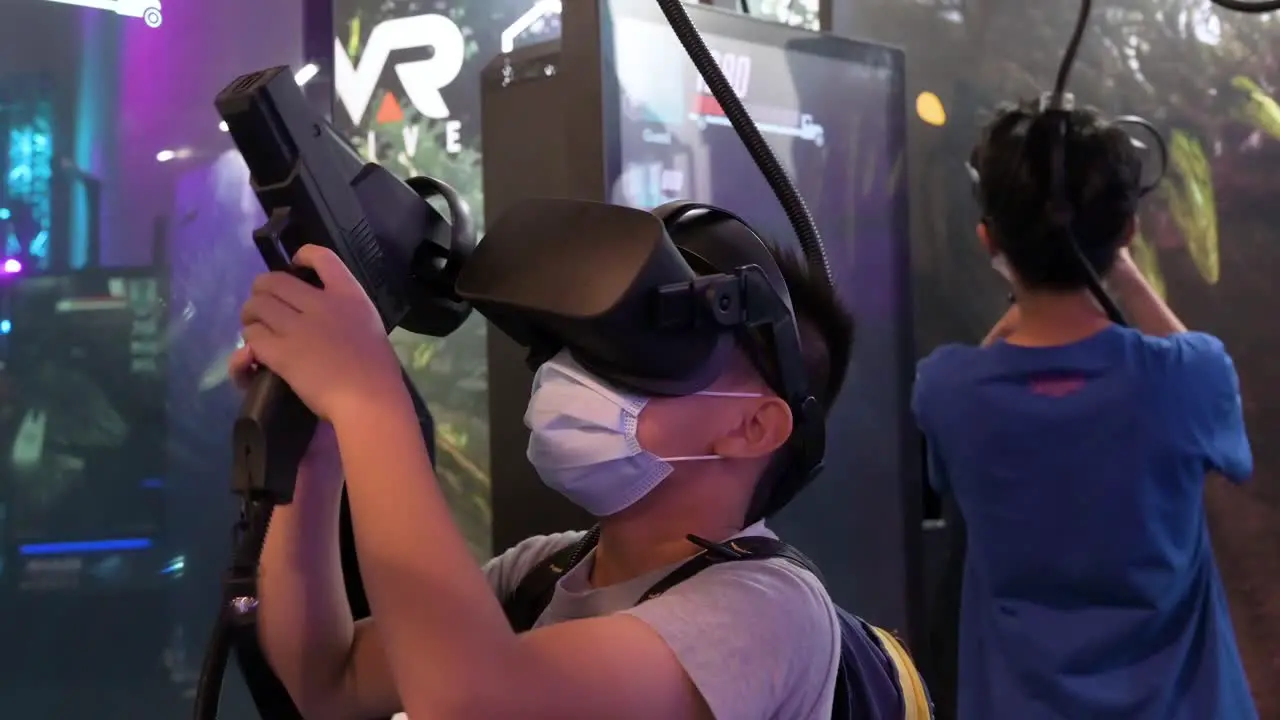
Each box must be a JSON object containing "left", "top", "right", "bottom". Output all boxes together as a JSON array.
[{"left": 292, "top": 244, "right": 359, "bottom": 293}]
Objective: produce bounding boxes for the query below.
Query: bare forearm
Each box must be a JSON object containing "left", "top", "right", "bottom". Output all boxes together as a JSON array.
[
  {"left": 335, "top": 395, "right": 523, "bottom": 718},
  {"left": 1110, "top": 265, "right": 1186, "bottom": 337},
  {"left": 257, "top": 460, "right": 353, "bottom": 715}
]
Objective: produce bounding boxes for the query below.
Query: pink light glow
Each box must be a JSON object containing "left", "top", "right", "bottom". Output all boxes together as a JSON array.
[{"left": 2, "top": 258, "right": 22, "bottom": 274}]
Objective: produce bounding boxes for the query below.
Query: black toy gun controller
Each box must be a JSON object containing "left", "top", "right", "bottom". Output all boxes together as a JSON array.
[{"left": 192, "top": 65, "right": 475, "bottom": 720}]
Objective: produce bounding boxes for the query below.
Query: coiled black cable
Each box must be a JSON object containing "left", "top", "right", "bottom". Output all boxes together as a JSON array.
[
  {"left": 193, "top": 610, "right": 233, "bottom": 719},
  {"left": 653, "top": 0, "right": 835, "bottom": 294},
  {"left": 192, "top": 500, "right": 276, "bottom": 719},
  {"left": 1044, "top": 0, "right": 1275, "bottom": 322},
  {"left": 1050, "top": 1, "right": 1088, "bottom": 105}
]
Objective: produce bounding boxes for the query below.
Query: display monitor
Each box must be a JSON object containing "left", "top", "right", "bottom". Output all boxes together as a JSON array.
[
  {"left": 607, "top": 4, "right": 905, "bottom": 284},
  {"left": 0, "top": 268, "right": 168, "bottom": 592}
]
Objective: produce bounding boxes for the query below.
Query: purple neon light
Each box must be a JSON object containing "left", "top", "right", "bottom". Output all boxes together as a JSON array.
[{"left": 2, "top": 258, "right": 22, "bottom": 274}]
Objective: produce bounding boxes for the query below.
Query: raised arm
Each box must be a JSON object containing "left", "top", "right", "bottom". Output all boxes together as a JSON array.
[
  {"left": 1107, "top": 249, "right": 1187, "bottom": 337},
  {"left": 254, "top": 423, "right": 401, "bottom": 719}
]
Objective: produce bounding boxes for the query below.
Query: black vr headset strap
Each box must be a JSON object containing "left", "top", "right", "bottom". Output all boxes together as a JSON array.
[
  {"left": 502, "top": 527, "right": 601, "bottom": 633},
  {"left": 653, "top": 201, "right": 825, "bottom": 493}
]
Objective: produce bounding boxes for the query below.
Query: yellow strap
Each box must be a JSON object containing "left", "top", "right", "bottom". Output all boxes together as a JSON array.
[{"left": 869, "top": 626, "right": 932, "bottom": 720}]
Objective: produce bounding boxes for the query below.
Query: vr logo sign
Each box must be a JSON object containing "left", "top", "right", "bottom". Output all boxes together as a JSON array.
[{"left": 334, "top": 13, "right": 466, "bottom": 126}]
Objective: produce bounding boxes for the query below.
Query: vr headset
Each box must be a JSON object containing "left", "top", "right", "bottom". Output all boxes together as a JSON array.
[{"left": 456, "top": 197, "right": 827, "bottom": 503}]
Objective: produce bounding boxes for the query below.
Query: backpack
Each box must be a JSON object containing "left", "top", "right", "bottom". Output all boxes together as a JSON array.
[{"left": 501, "top": 528, "right": 934, "bottom": 720}]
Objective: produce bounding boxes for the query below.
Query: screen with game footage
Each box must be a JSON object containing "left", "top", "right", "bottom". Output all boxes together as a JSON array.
[
  {"left": 609, "top": 14, "right": 906, "bottom": 277},
  {"left": 0, "top": 269, "right": 167, "bottom": 592},
  {"left": 603, "top": 2, "right": 912, "bottom": 619}
]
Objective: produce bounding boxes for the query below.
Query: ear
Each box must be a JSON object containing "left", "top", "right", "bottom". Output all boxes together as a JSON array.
[
  {"left": 712, "top": 397, "right": 794, "bottom": 460},
  {"left": 977, "top": 222, "right": 994, "bottom": 255}
]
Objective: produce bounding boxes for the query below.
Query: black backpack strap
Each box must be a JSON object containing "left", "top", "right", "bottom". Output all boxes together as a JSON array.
[
  {"left": 502, "top": 526, "right": 601, "bottom": 633},
  {"left": 637, "top": 536, "right": 932, "bottom": 719},
  {"left": 638, "top": 534, "right": 824, "bottom": 603},
  {"left": 725, "top": 535, "right": 826, "bottom": 584},
  {"left": 636, "top": 552, "right": 720, "bottom": 602}
]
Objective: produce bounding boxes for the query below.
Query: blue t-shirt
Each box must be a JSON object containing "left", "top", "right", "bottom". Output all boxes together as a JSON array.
[{"left": 913, "top": 326, "right": 1254, "bottom": 720}]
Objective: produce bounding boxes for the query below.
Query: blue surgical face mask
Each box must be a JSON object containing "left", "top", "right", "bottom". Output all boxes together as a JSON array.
[{"left": 524, "top": 350, "right": 763, "bottom": 517}]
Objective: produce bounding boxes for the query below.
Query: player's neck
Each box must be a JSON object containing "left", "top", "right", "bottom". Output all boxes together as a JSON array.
[
  {"left": 1007, "top": 289, "right": 1113, "bottom": 347},
  {"left": 590, "top": 480, "right": 747, "bottom": 588}
]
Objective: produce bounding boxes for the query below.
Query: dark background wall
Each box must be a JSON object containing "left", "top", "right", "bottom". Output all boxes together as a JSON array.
[{"left": 830, "top": 1, "right": 1280, "bottom": 715}]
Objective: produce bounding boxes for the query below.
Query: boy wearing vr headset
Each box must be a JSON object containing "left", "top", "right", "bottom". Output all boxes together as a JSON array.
[
  {"left": 231, "top": 212, "right": 856, "bottom": 719},
  {"left": 914, "top": 101, "right": 1255, "bottom": 719}
]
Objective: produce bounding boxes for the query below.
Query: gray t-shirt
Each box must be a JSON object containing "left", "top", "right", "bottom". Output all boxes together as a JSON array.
[{"left": 482, "top": 521, "right": 840, "bottom": 720}]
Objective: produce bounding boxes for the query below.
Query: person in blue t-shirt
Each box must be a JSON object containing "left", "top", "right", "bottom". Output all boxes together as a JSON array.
[{"left": 914, "top": 100, "right": 1255, "bottom": 720}]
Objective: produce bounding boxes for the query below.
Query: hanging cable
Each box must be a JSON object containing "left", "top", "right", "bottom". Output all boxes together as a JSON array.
[
  {"left": 1208, "top": 0, "right": 1280, "bottom": 13},
  {"left": 655, "top": 0, "right": 835, "bottom": 293},
  {"left": 1037, "top": 0, "right": 1128, "bottom": 324}
]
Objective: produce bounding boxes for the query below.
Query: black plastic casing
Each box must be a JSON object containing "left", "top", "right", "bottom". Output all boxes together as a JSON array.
[{"left": 214, "top": 65, "right": 406, "bottom": 330}]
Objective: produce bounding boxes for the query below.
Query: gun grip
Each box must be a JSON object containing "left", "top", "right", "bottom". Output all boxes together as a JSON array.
[
  {"left": 233, "top": 370, "right": 316, "bottom": 504},
  {"left": 232, "top": 248, "right": 326, "bottom": 504}
]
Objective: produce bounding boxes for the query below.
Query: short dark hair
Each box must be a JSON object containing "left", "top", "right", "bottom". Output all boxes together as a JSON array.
[
  {"left": 746, "top": 244, "right": 854, "bottom": 520},
  {"left": 973, "top": 100, "right": 1142, "bottom": 290},
  {"left": 769, "top": 247, "right": 854, "bottom": 412}
]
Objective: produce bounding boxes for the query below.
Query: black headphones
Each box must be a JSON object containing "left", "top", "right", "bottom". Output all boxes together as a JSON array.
[{"left": 652, "top": 200, "right": 827, "bottom": 510}]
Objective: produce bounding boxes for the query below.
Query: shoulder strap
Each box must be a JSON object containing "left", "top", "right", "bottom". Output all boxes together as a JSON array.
[
  {"left": 502, "top": 527, "right": 600, "bottom": 633},
  {"left": 506, "top": 532, "right": 823, "bottom": 622},
  {"left": 726, "top": 535, "right": 826, "bottom": 584},
  {"left": 637, "top": 537, "right": 933, "bottom": 719},
  {"left": 638, "top": 534, "right": 824, "bottom": 603}
]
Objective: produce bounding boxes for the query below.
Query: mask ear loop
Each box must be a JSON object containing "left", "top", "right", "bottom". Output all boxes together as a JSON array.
[{"left": 660, "top": 389, "right": 766, "bottom": 462}]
